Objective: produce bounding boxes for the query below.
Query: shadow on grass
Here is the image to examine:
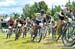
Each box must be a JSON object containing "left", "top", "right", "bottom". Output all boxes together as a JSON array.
[
  {"left": 43, "top": 41, "right": 55, "bottom": 45},
  {"left": 42, "top": 38, "right": 55, "bottom": 45},
  {"left": 61, "top": 47, "right": 75, "bottom": 49},
  {"left": 5, "top": 40, "right": 14, "bottom": 43},
  {"left": 22, "top": 39, "right": 41, "bottom": 44},
  {"left": 22, "top": 40, "right": 32, "bottom": 44}
]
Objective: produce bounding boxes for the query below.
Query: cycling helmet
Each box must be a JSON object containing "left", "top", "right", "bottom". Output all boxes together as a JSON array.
[{"left": 40, "top": 9, "right": 45, "bottom": 14}]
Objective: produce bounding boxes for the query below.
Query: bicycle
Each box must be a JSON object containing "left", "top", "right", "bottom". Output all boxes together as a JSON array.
[
  {"left": 14, "top": 23, "right": 22, "bottom": 40},
  {"left": 62, "top": 19, "right": 75, "bottom": 47},
  {"left": 31, "top": 23, "right": 46, "bottom": 42},
  {"left": 51, "top": 20, "right": 68, "bottom": 41}
]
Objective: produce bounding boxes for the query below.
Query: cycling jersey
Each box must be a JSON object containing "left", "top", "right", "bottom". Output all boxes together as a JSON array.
[
  {"left": 35, "top": 13, "right": 46, "bottom": 22},
  {"left": 8, "top": 19, "right": 14, "bottom": 27},
  {"left": 46, "top": 15, "right": 54, "bottom": 23},
  {"left": 63, "top": 8, "right": 72, "bottom": 18},
  {"left": 35, "top": 13, "right": 46, "bottom": 25},
  {"left": 59, "top": 16, "right": 64, "bottom": 20}
]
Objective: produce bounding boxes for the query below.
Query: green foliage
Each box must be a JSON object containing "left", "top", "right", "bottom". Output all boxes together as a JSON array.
[
  {"left": 65, "top": 1, "right": 75, "bottom": 16},
  {"left": 22, "top": 4, "right": 31, "bottom": 17},
  {"left": 13, "top": 13, "right": 19, "bottom": 19},
  {"left": 38, "top": 1, "right": 48, "bottom": 12},
  {"left": 72, "top": 1, "right": 75, "bottom": 16},
  {"left": 51, "top": 5, "right": 61, "bottom": 16},
  {"left": 13, "top": 1, "right": 75, "bottom": 19},
  {"left": 22, "top": 1, "right": 48, "bottom": 18}
]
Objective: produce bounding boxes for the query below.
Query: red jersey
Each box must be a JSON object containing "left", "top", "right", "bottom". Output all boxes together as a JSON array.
[{"left": 8, "top": 19, "right": 14, "bottom": 26}]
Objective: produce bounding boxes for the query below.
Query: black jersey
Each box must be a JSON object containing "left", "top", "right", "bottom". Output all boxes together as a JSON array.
[{"left": 59, "top": 16, "right": 64, "bottom": 20}]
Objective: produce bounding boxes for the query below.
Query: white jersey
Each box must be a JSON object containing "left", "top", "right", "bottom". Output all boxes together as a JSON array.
[
  {"left": 50, "top": 17, "right": 54, "bottom": 22},
  {"left": 35, "top": 13, "right": 46, "bottom": 21},
  {"left": 48, "top": 16, "right": 54, "bottom": 24}
]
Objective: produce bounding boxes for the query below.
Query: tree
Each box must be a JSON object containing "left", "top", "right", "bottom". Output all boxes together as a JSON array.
[
  {"left": 65, "top": 1, "right": 75, "bottom": 17},
  {"left": 22, "top": 1, "right": 48, "bottom": 18},
  {"left": 13, "top": 13, "right": 19, "bottom": 19},
  {"left": 39, "top": 1, "right": 48, "bottom": 12},
  {"left": 23, "top": 4, "right": 31, "bottom": 17},
  {"left": 72, "top": 1, "right": 75, "bottom": 17}
]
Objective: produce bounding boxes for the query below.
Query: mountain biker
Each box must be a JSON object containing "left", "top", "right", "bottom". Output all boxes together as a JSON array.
[
  {"left": 8, "top": 17, "right": 14, "bottom": 30},
  {"left": 46, "top": 12, "right": 54, "bottom": 24},
  {"left": 14, "top": 16, "right": 25, "bottom": 33},
  {"left": 35, "top": 9, "right": 46, "bottom": 25},
  {"left": 14, "top": 16, "right": 25, "bottom": 40},
  {"left": 46, "top": 12, "right": 54, "bottom": 35},
  {"left": 18, "top": 16, "right": 25, "bottom": 26},
  {"left": 62, "top": 5, "right": 74, "bottom": 20},
  {"left": 7, "top": 17, "right": 14, "bottom": 38},
  {"left": 62, "top": 5, "right": 75, "bottom": 26},
  {"left": 35, "top": 9, "right": 47, "bottom": 34},
  {"left": 30, "top": 9, "right": 47, "bottom": 41},
  {"left": 56, "top": 10, "right": 65, "bottom": 35}
]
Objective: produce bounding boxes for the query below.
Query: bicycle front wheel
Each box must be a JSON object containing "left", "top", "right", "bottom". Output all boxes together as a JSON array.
[{"left": 62, "top": 23, "right": 75, "bottom": 47}]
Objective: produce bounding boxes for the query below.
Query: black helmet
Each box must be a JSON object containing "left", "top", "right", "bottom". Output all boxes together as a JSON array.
[{"left": 40, "top": 9, "right": 45, "bottom": 14}]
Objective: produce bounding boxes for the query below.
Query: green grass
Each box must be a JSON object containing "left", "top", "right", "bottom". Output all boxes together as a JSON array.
[{"left": 0, "top": 30, "right": 75, "bottom": 49}]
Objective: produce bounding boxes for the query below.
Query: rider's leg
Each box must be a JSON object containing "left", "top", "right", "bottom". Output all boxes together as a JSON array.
[
  {"left": 56, "top": 20, "right": 63, "bottom": 41},
  {"left": 6, "top": 34, "right": 8, "bottom": 39},
  {"left": 23, "top": 31, "right": 26, "bottom": 38},
  {"left": 31, "top": 31, "right": 37, "bottom": 41},
  {"left": 56, "top": 20, "right": 62, "bottom": 34},
  {"left": 52, "top": 28, "right": 55, "bottom": 40}
]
